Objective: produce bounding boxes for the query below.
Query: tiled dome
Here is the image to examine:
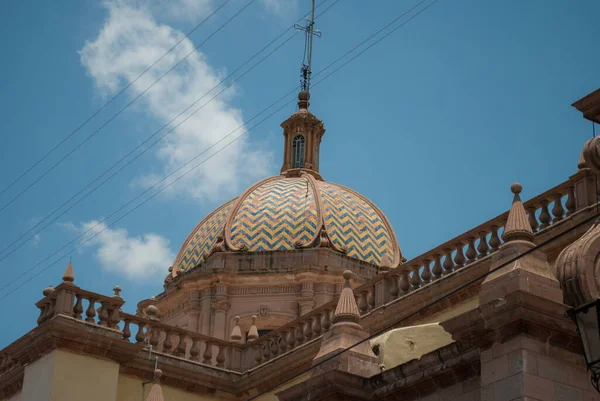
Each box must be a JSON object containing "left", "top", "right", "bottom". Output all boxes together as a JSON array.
[{"left": 172, "top": 175, "right": 402, "bottom": 275}]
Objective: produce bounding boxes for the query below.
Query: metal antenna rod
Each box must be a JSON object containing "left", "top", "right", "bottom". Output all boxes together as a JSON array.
[
  {"left": 294, "top": 0, "right": 321, "bottom": 94},
  {"left": 307, "top": 0, "right": 316, "bottom": 92}
]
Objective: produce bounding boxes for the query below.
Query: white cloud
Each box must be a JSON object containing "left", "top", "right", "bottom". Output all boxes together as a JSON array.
[
  {"left": 71, "top": 220, "right": 175, "bottom": 282},
  {"left": 261, "top": 0, "right": 298, "bottom": 16},
  {"left": 80, "top": 0, "right": 272, "bottom": 203}
]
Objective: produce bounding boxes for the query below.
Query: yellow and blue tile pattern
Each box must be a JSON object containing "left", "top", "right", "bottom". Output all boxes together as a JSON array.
[
  {"left": 317, "top": 181, "right": 395, "bottom": 266},
  {"left": 175, "top": 198, "right": 236, "bottom": 273},
  {"left": 230, "top": 178, "right": 318, "bottom": 251}
]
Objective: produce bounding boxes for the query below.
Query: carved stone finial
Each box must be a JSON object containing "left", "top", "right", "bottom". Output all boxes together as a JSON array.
[
  {"left": 332, "top": 270, "right": 361, "bottom": 325},
  {"left": 62, "top": 261, "right": 75, "bottom": 284},
  {"left": 501, "top": 183, "right": 534, "bottom": 244},
  {"left": 298, "top": 90, "right": 310, "bottom": 110},
  {"left": 112, "top": 286, "right": 122, "bottom": 299},
  {"left": 43, "top": 285, "right": 55, "bottom": 296},
  {"left": 146, "top": 297, "right": 159, "bottom": 321},
  {"left": 247, "top": 315, "right": 259, "bottom": 342},
  {"left": 145, "top": 369, "right": 165, "bottom": 401},
  {"left": 318, "top": 226, "right": 331, "bottom": 248},
  {"left": 312, "top": 269, "right": 379, "bottom": 377},
  {"left": 230, "top": 316, "right": 243, "bottom": 343}
]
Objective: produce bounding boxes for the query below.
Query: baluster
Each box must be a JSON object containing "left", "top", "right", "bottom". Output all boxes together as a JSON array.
[
  {"left": 322, "top": 310, "right": 331, "bottom": 332},
  {"left": 175, "top": 333, "right": 186, "bottom": 357},
  {"left": 410, "top": 265, "right": 421, "bottom": 289},
  {"left": 254, "top": 344, "right": 263, "bottom": 365},
  {"left": 216, "top": 345, "right": 226, "bottom": 368},
  {"left": 295, "top": 325, "right": 304, "bottom": 345},
  {"left": 421, "top": 259, "right": 432, "bottom": 284},
  {"left": 73, "top": 295, "right": 84, "bottom": 320},
  {"left": 98, "top": 302, "right": 110, "bottom": 327},
  {"left": 270, "top": 339, "right": 279, "bottom": 357},
  {"left": 280, "top": 331, "right": 288, "bottom": 353},
  {"left": 313, "top": 314, "right": 322, "bottom": 336},
  {"left": 443, "top": 249, "right": 455, "bottom": 274},
  {"left": 263, "top": 342, "right": 271, "bottom": 361},
  {"left": 552, "top": 194, "right": 565, "bottom": 223},
  {"left": 287, "top": 329, "right": 296, "bottom": 350},
  {"left": 122, "top": 320, "right": 132, "bottom": 341},
  {"left": 453, "top": 243, "right": 465, "bottom": 268},
  {"left": 389, "top": 275, "right": 399, "bottom": 298},
  {"left": 85, "top": 299, "right": 97, "bottom": 323},
  {"left": 566, "top": 186, "right": 576, "bottom": 216},
  {"left": 465, "top": 237, "right": 477, "bottom": 264},
  {"left": 43, "top": 299, "right": 55, "bottom": 322},
  {"left": 109, "top": 306, "right": 120, "bottom": 330},
  {"left": 303, "top": 319, "right": 313, "bottom": 341},
  {"left": 489, "top": 226, "right": 501, "bottom": 251},
  {"left": 477, "top": 231, "right": 489, "bottom": 259},
  {"left": 539, "top": 200, "right": 551, "bottom": 229},
  {"left": 135, "top": 322, "right": 145, "bottom": 343},
  {"left": 202, "top": 342, "right": 213, "bottom": 365},
  {"left": 432, "top": 254, "right": 443, "bottom": 280},
  {"left": 358, "top": 290, "right": 368, "bottom": 314},
  {"left": 367, "top": 288, "right": 375, "bottom": 310},
  {"left": 190, "top": 338, "right": 200, "bottom": 361},
  {"left": 149, "top": 327, "right": 160, "bottom": 348},
  {"left": 37, "top": 304, "right": 46, "bottom": 325},
  {"left": 163, "top": 331, "right": 173, "bottom": 353},
  {"left": 399, "top": 270, "right": 410, "bottom": 295},
  {"left": 527, "top": 207, "right": 539, "bottom": 233}
]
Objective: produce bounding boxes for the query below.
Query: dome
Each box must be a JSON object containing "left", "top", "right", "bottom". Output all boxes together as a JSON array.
[{"left": 172, "top": 174, "right": 402, "bottom": 275}]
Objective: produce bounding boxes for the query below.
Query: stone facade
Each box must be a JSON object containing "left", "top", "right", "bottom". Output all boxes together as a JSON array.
[{"left": 1, "top": 89, "right": 600, "bottom": 401}]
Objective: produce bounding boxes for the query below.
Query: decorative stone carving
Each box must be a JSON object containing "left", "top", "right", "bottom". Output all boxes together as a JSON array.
[
  {"left": 555, "top": 218, "right": 600, "bottom": 306},
  {"left": 259, "top": 305, "right": 269, "bottom": 318},
  {"left": 582, "top": 137, "right": 600, "bottom": 174}
]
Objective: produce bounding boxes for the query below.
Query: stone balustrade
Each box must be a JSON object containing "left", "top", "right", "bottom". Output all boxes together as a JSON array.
[
  {"left": 245, "top": 304, "right": 336, "bottom": 369},
  {"left": 10, "top": 173, "right": 597, "bottom": 378}
]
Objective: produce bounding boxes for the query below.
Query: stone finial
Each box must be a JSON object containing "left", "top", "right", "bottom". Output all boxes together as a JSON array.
[
  {"left": 501, "top": 183, "right": 534, "bottom": 243},
  {"left": 43, "top": 285, "right": 55, "bottom": 296},
  {"left": 312, "top": 270, "right": 379, "bottom": 377},
  {"left": 146, "top": 297, "right": 159, "bottom": 321},
  {"left": 298, "top": 90, "right": 310, "bottom": 110},
  {"left": 62, "top": 260, "right": 74, "bottom": 284},
  {"left": 230, "top": 316, "right": 243, "bottom": 343},
  {"left": 247, "top": 315, "right": 259, "bottom": 342},
  {"left": 145, "top": 369, "right": 164, "bottom": 401},
  {"left": 332, "top": 270, "right": 360, "bottom": 325},
  {"left": 379, "top": 254, "right": 393, "bottom": 272},
  {"left": 112, "top": 286, "right": 122, "bottom": 299}
]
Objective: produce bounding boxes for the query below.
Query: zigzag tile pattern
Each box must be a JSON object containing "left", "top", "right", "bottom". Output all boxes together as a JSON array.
[
  {"left": 175, "top": 199, "right": 236, "bottom": 273},
  {"left": 317, "top": 181, "right": 394, "bottom": 265},
  {"left": 230, "top": 178, "right": 318, "bottom": 251}
]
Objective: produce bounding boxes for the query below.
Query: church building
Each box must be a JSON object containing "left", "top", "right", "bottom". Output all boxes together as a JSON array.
[{"left": 2, "top": 8, "right": 600, "bottom": 398}]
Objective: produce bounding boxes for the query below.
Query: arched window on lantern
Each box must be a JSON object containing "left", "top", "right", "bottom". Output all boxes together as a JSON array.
[{"left": 292, "top": 135, "right": 305, "bottom": 168}]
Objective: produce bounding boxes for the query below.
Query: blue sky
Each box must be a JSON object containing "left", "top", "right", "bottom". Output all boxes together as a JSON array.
[{"left": 0, "top": 0, "right": 598, "bottom": 347}]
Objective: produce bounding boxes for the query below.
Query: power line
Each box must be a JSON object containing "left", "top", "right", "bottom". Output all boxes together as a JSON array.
[
  {"left": 0, "top": 0, "right": 257, "bottom": 216},
  {"left": 247, "top": 209, "right": 600, "bottom": 400},
  {"left": 0, "top": 0, "right": 233, "bottom": 200},
  {"left": 0, "top": 0, "right": 337, "bottom": 264},
  {"left": 0, "top": 0, "right": 436, "bottom": 297}
]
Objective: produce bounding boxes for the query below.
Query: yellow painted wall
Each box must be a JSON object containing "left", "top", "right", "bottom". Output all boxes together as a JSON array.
[
  {"left": 20, "top": 349, "right": 120, "bottom": 401},
  {"left": 116, "top": 374, "right": 227, "bottom": 401},
  {"left": 20, "top": 351, "right": 54, "bottom": 401}
]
